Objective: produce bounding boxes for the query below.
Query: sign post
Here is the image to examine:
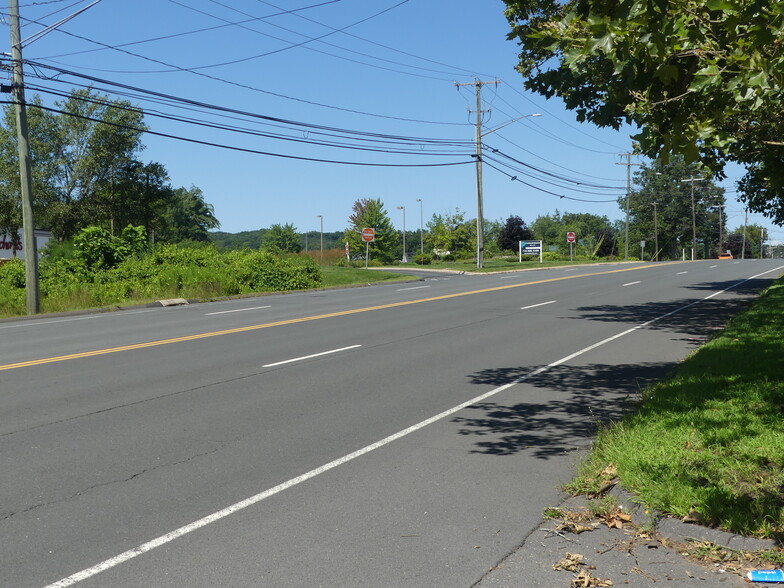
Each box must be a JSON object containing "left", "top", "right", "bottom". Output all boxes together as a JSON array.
[
  {"left": 567, "top": 232, "right": 576, "bottom": 263},
  {"left": 640, "top": 240, "right": 646, "bottom": 261},
  {"left": 361, "top": 227, "right": 375, "bottom": 269},
  {"left": 519, "top": 240, "right": 543, "bottom": 263},
  {"left": 345, "top": 241, "right": 349, "bottom": 261}
]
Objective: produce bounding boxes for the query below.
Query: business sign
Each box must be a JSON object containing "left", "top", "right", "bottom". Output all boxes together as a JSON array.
[
  {"left": 0, "top": 230, "right": 52, "bottom": 260},
  {"left": 361, "top": 227, "right": 375, "bottom": 242},
  {"left": 519, "top": 240, "right": 543, "bottom": 263}
]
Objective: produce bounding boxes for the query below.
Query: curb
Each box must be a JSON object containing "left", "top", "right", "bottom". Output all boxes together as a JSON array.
[{"left": 608, "top": 485, "right": 779, "bottom": 552}]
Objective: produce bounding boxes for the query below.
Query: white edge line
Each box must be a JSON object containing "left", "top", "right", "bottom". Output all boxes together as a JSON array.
[
  {"left": 205, "top": 305, "right": 271, "bottom": 316},
  {"left": 43, "top": 266, "right": 784, "bottom": 588},
  {"left": 521, "top": 300, "right": 556, "bottom": 310},
  {"left": 396, "top": 285, "right": 431, "bottom": 291},
  {"left": 262, "top": 345, "right": 362, "bottom": 368},
  {"left": 622, "top": 281, "right": 641, "bottom": 287}
]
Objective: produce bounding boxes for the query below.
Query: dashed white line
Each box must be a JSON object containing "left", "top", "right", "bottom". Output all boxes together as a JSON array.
[
  {"left": 205, "top": 305, "right": 271, "bottom": 316},
  {"left": 396, "top": 285, "right": 431, "bottom": 292},
  {"left": 677, "top": 271, "right": 688, "bottom": 275},
  {"left": 710, "top": 265, "right": 718, "bottom": 268},
  {"left": 623, "top": 281, "right": 641, "bottom": 287},
  {"left": 262, "top": 344, "right": 362, "bottom": 367},
  {"left": 521, "top": 300, "right": 556, "bottom": 310}
]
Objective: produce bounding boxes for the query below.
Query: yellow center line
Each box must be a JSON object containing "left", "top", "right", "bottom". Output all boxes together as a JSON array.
[{"left": 1, "top": 262, "right": 684, "bottom": 371}]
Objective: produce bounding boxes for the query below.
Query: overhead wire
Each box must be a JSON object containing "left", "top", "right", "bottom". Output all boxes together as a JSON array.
[
  {"left": 12, "top": 12, "right": 469, "bottom": 126},
  {"left": 5, "top": 100, "right": 475, "bottom": 168}
]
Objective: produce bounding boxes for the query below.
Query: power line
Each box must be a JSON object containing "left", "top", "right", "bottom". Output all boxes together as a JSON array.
[{"left": 10, "top": 100, "right": 476, "bottom": 168}]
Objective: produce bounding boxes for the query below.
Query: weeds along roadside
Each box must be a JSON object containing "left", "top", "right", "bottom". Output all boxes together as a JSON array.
[{"left": 567, "top": 278, "right": 784, "bottom": 541}]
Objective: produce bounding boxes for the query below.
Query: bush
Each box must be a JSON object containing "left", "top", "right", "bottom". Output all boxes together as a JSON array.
[{"left": 413, "top": 253, "right": 432, "bottom": 265}]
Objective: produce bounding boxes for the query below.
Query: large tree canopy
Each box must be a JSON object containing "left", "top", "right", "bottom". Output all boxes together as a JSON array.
[{"left": 503, "top": 0, "right": 784, "bottom": 223}]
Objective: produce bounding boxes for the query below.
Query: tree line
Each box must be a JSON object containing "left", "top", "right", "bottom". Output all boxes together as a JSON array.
[{"left": 0, "top": 89, "right": 219, "bottom": 250}]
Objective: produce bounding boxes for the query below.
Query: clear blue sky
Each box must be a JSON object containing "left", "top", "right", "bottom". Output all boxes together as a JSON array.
[{"left": 5, "top": 0, "right": 781, "bottom": 244}]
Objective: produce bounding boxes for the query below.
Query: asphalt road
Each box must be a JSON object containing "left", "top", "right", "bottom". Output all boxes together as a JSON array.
[{"left": 2, "top": 259, "right": 782, "bottom": 587}]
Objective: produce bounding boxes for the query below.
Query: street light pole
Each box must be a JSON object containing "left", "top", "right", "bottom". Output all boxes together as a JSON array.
[
  {"left": 316, "top": 215, "right": 323, "bottom": 259},
  {"left": 397, "top": 206, "right": 407, "bottom": 263},
  {"left": 415, "top": 198, "right": 423, "bottom": 264}
]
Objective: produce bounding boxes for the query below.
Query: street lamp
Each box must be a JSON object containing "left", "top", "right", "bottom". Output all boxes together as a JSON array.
[
  {"left": 680, "top": 176, "right": 705, "bottom": 260},
  {"left": 415, "top": 198, "right": 424, "bottom": 264},
  {"left": 396, "top": 206, "right": 407, "bottom": 263},
  {"left": 475, "top": 113, "right": 542, "bottom": 268},
  {"left": 316, "top": 215, "right": 323, "bottom": 258}
]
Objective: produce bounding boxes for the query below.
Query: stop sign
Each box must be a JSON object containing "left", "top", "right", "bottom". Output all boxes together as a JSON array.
[
  {"left": 361, "top": 227, "right": 376, "bottom": 242},
  {"left": 566, "top": 231, "right": 576, "bottom": 243}
]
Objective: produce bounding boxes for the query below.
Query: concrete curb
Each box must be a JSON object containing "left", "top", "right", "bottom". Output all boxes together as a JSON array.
[{"left": 609, "top": 485, "right": 779, "bottom": 552}]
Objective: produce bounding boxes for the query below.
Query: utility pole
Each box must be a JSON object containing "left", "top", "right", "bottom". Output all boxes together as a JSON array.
[
  {"left": 652, "top": 201, "right": 659, "bottom": 261},
  {"left": 8, "top": 0, "right": 39, "bottom": 314},
  {"left": 741, "top": 209, "right": 748, "bottom": 259},
  {"left": 680, "top": 177, "right": 705, "bottom": 260},
  {"left": 456, "top": 79, "right": 499, "bottom": 268},
  {"left": 616, "top": 152, "right": 640, "bottom": 260}
]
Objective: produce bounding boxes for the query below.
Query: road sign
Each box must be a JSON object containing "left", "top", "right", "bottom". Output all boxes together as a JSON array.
[
  {"left": 361, "top": 227, "right": 375, "bottom": 242},
  {"left": 566, "top": 231, "right": 576, "bottom": 243}
]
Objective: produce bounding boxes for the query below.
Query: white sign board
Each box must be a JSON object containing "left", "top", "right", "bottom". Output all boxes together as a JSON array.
[{"left": 0, "top": 230, "right": 51, "bottom": 260}]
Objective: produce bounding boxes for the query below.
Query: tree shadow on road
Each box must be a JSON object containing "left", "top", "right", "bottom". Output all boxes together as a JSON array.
[{"left": 454, "top": 361, "right": 675, "bottom": 459}]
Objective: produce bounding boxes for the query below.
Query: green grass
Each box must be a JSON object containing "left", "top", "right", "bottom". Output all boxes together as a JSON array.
[
  {"left": 569, "top": 280, "right": 784, "bottom": 540},
  {"left": 319, "top": 266, "right": 415, "bottom": 286}
]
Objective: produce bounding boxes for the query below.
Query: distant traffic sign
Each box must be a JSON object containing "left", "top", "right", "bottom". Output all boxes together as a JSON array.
[
  {"left": 361, "top": 227, "right": 376, "bottom": 242},
  {"left": 566, "top": 231, "right": 576, "bottom": 243}
]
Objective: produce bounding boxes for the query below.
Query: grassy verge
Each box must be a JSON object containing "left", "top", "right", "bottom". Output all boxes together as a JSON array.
[
  {"left": 319, "top": 266, "right": 415, "bottom": 286},
  {"left": 567, "top": 279, "right": 784, "bottom": 540},
  {"left": 392, "top": 258, "right": 623, "bottom": 273}
]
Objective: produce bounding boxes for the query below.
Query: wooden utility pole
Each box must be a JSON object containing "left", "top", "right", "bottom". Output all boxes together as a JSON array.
[
  {"left": 615, "top": 153, "right": 641, "bottom": 259},
  {"left": 456, "top": 79, "right": 499, "bottom": 268},
  {"left": 9, "top": 0, "right": 40, "bottom": 314}
]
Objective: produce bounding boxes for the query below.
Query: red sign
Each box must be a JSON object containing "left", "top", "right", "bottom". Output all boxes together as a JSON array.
[
  {"left": 345, "top": 242, "right": 349, "bottom": 254},
  {"left": 361, "top": 227, "right": 376, "bottom": 242},
  {"left": 566, "top": 231, "right": 576, "bottom": 243}
]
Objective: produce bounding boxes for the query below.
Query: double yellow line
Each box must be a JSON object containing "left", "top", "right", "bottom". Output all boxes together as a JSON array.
[{"left": 1, "top": 263, "right": 681, "bottom": 372}]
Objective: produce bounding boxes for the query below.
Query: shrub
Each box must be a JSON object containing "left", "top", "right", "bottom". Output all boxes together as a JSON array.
[{"left": 413, "top": 253, "right": 432, "bottom": 265}]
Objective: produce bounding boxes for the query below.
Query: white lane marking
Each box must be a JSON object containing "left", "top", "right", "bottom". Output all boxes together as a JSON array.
[
  {"left": 396, "top": 285, "right": 431, "bottom": 292},
  {"left": 622, "top": 281, "right": 641, "bottom": 287},
  {"left": 563, "top": 268, "right": 579, "bottom": 271},
  {"left": 521, "top": 300, "right": 556, "bottom": 310},
  {"left": 205, "top": 305, "right": 271, "bottom": 316},
  {"left": 710, "top": 265, "right": 718, "bottom": 268},
  {"left": 0, "top": 315, "right": 96, "bottom": 330},
  {"left": 498, "top": 275, "right": 515, "bottom": 279},
  {"left": 0, "top": 309, "right": 160, "bottom": 331},
  {"left": 677, "top": 271, "right": 688, "bottom": 275},
  {"left": 43, "top": 266, "right": 784, "bottom": 588},
  {"left": 262, "top": 345, "right": 362, "bottom": 367}
]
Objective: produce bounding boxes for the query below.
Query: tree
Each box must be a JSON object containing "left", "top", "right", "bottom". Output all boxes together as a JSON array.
[
  {"left": 158, "top": 186, "right": 220, "bottom": 243},
  {"left": 503, "top": 0, "right": 784, "bottom": 223},
  {"left": 497, "top": 215, "right": 533, "bottom": 253},
  {"left": 426, "top": 208, "right": 474, "bottom": 259},
  {"left": 262, "top": 223, "right": 301, "bottom": 254},
  {"left": 627, "top": 158, "right": 725, "bottom": 259},
  {"left": 344, "top": 198, "right": 396, "bottom": 263},
  {"left": 531, "top": 210, "right": 616, "bottom": 255}
]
